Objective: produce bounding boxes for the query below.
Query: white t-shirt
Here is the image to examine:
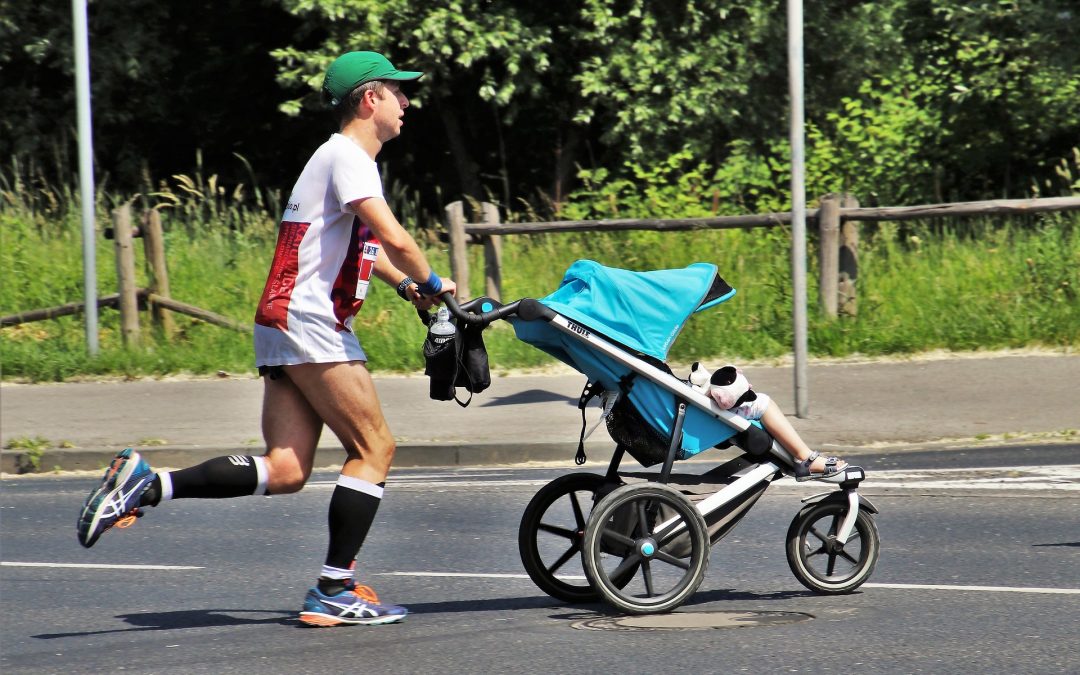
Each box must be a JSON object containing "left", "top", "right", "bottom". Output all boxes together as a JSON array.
[{"left": 253, "top": 133, "right": 383, "bottom": 366}]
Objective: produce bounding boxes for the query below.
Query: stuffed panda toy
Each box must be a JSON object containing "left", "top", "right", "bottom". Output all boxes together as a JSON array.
[{"left": 688, "top": 362, "right": 757, "bottom": 410}]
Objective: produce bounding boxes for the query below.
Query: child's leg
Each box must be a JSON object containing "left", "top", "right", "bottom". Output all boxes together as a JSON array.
[{"left": 759, "top": 400, "right": 846, "bottom": 474}]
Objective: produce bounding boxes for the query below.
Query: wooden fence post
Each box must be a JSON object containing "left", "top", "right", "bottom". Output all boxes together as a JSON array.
[
  {"left": 838, "top": 194, "right": 860, "bottom": 317},
  {"left": 479, "top": 201, "right": 502, "bottom": 301},
  {"left": 112, "top": 203, "right": 140, "bottom": 345},
  {"left": 141, "top": 209, "right": 175, "bottom": 336},
  {"left": 817, "top": 194, "right": 840, "bottom": 318},
  {"left": 445, "top": 201, "right": 470, "bottom": 297}
]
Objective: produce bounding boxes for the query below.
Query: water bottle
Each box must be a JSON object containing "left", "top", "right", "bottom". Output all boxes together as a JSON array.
[{"left": 429, "top": 306, "right": 456, "bottom": 346}]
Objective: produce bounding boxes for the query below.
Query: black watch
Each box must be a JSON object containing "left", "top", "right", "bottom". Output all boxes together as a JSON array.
[{"left": 396, "top": 276, "right": 415, "bottom": 300}]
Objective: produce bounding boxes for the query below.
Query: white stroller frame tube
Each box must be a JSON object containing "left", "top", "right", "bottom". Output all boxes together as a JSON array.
[
  {"left": 836, "top": 490, "right": 860, "bottom": 544},
  {"left": 653, "top": 462, "right": 781, "bottom": 540}
]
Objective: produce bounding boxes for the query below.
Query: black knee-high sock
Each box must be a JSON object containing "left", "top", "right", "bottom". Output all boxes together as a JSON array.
[
  {"left": 139, "top": 455, "right": 269, "bottom": 506},
  {"left": 318, "top": 475, "right": 383, "bottom": 594}
]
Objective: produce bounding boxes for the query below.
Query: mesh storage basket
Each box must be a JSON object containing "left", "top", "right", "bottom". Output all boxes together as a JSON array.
[{"left": 605, "top": 395, "right": 672, "bottom": 467}]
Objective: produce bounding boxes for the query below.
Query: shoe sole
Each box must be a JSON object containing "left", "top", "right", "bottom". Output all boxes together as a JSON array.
[
  {"left": 298, "top": 611, "right": 407, "bottom": 627},
  {"left": 77, "top": 450, "right": 145, "bottom": 548}
]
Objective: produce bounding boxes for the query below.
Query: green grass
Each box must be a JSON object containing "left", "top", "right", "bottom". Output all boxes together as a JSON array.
[{"left": 1, "top": 192, "right": 1077, "bottom": 381}]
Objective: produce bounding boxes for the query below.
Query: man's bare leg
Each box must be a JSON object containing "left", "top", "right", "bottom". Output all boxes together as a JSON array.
[
  {"left": 280, "top": 361, "right": 396, "bottom": 483},
  {"left": 260, "top": 372, "right": 325, "bottom": 493},
  {"left": 277, "top": 361, "right": 406, "bottom": 625}
]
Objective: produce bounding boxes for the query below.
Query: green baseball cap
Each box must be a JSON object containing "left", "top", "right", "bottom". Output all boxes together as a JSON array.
[{"left": 323, "top": 51, "right": 423, "bottom": 105}]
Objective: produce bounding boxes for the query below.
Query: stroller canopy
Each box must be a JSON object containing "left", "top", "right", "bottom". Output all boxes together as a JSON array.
[
  {"left": 511, "top": 260, "right": 740, "bottom": 462},
  {"left": 533, "top": 259, "right": 735, "bottom": 361}
]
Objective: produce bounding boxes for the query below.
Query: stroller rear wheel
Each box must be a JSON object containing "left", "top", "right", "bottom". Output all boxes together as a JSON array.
[
  {"left": 583, "top": 483, "right": 709, "bottom": 614},
  {"left": 519, "top": 473, "right": 635, "bottom": 602},
  {"left": 786, "top": 501, "right": 880, "bottom": 594}
]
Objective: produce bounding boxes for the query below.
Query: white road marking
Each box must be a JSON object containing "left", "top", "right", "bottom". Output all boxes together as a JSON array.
[
  {"left": 377, "top": 571, "right": 587, "bottom": 581},
  {"left": 864, "top": 583, "right": 1080, "bottom": 595},
  {"left": 376, "top": 572, "right": 1080, "bottom": 595},
  {"left": 835, "top": 464, "right": 1080, "bottom": 491},
  {"left": 2, "top": 561, "right": 203, "bottom": 570},
  {"left": 308, "top": 479, "right": 550, "bottom": 489},
  {"left": 307, "top": 464, "right": 1080, "bottom": 492},
  {"left": 379, "top": 571, "right": 532, "bottom": 579}
]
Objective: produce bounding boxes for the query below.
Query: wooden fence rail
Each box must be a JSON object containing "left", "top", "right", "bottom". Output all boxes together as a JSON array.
[
  {"left": 2, "top": 203, "right": 247, "bottom": 338},
  {"left": 446, "top": 195, "right": 1080, "bottom": 314}
]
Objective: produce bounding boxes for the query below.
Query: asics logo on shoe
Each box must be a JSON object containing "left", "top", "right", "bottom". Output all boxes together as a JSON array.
[
  {"left": 324, "top": 600, "right": 381, "bottom": 618},
  {"left": 227, "top": 455, "right": 251, "bottom": 467}
]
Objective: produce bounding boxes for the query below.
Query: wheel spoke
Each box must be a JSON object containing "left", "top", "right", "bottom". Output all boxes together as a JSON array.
[
  {"left": 537, "top": 522, "right": 575, "bottom": 539},
  {"left": 808, "top": 525, "right": 830, "bottom": 544},
  {"left": 611, "top": 552, "right": 642, "bottom": 580},
  {"left": 545, "top": 542, "right": 581, "bottom": 576},
  {"left": 636, "top": 501, "right": 652, "bottom": 537},
  {"left": 569, "top": 492, "right": 586, "bottom": 529},
  {"left": 826, "top": 551, "right": 839, "bottom": 576},
  {"left": 641, "top": 560, "right": 655, "bottom": 596},
  {"left": 838, "top": 548, "right": 860, "bottom": 565},
  {"left": 653, "top": 550, "right": 691, "bottom": 569},
  {"left": 600, "top": 528, "right": 636, "bottom": 549}
]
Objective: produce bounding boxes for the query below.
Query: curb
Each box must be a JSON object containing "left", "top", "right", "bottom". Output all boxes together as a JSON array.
[
  {"left": 0, "top": 442, "right": 601, "bottom": 476},
  {"left": 0, "top": 438, "right": 1003, "bottom": 476}
]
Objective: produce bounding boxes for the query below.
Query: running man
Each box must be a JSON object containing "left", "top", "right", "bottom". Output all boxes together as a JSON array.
[{"left": 77, "top": 51, "right": 455, "bottom": 627}]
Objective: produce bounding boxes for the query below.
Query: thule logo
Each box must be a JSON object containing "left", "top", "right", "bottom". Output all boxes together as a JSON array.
[{"left": 567, "top": 321, "right": 590, "bottom": 338}]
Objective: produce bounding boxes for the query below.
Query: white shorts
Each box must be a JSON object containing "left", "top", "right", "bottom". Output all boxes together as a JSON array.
[{"left": 253, "top": 322, "right": 367, "bottom": 367}]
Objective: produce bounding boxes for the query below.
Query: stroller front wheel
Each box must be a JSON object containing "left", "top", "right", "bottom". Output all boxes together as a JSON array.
[
  {"left": 786, "top": 500, "right": 880, "bottom": 594},
  {"left": 583, "top": 483, "right": 710, "bottom": 614}
]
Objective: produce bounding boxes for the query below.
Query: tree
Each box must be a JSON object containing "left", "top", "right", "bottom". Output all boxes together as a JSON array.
[
  {"left": 0, "top": 0, "right": 320, "bottom": 194},
  {"left": 273, "top": 0, "right": 562, "bottom": 208},
  {"left": 902, "top": 0, "right": 1080, "bottom": 198}
]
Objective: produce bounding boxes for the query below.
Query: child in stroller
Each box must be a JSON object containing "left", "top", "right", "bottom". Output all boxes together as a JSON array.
[{"left": 688, "top": 360, "right": 847, "bottom": 482}]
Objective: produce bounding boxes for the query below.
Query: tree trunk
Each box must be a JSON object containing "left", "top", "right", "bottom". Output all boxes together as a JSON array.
[
  {"left": 553, "top": 124, "right": 583, "bottom": 214},
  {"left": 439, "top": 103, "right": 484, "bottom": 205}
]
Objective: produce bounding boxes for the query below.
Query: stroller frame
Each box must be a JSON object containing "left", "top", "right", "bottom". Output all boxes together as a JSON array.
[{"left": 437, "top": 269, "right": 880, "bottom": 615}]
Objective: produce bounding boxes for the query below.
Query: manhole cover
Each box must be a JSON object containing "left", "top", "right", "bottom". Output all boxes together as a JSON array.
[{"left": 571, "top": 610, "right": 813, "bottom": 632}]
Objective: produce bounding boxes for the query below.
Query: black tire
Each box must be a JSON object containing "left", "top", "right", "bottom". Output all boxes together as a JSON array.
[
  {"left": 786, "top": 501, "right": 880, "bottom": 594},
  {"left": 582, "top": 483, "right": 709, "bottom": 614},
  {"left": 518, "top": 473, "right": 615, "bottom": 602}
]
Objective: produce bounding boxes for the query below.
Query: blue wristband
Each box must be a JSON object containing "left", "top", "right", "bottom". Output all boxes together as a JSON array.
[{"left": 416, "top": 271, "right": 443, "bottom": 296}]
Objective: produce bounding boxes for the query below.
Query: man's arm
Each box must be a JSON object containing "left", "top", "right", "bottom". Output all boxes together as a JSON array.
[
  {"left": 352, "top": 196, "right": 456, "bottom": 302},
  {"left": 371, "top": 253, "right": 435, "bottom": 310}
]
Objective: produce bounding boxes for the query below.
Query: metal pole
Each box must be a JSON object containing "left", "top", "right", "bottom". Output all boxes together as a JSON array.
[
  {"left": 787, "top": 0, "right": 808, "bottom": 417},
  {"left": 72, "top": 0, "right": 99, "bottom": 355}
]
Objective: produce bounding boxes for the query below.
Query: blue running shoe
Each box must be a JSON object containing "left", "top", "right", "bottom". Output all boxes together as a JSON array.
[
  {"left": 299, "top": 581, "right": 408, "bottom": 627},
  {"left": 77, "top": 448, "right": 154, "bottom": 548}
]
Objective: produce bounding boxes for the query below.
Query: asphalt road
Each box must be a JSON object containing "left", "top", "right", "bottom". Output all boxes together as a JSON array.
[{"left": 2, "top": 444, "right": 1079, "bottom": 674}]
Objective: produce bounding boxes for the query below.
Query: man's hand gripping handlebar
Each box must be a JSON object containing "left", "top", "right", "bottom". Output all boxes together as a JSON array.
[{"left": 417, "top": 293, "right": 554, "bottom": 328}]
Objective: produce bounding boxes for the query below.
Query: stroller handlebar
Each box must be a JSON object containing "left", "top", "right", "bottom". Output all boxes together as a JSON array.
[{"left": 417, "top": 293, "right": 554, "bottom": 328}]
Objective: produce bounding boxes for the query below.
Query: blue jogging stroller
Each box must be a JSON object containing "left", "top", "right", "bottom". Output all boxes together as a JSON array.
[{"left": 435, "top": 260, "right": 880, "bottom": 614}]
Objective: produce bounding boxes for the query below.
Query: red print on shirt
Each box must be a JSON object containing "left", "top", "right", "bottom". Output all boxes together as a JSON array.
[
  {"left": 254, "top": 220, "right": 310, "bottom": 330},
  {"left": 332, "top": 219, "right": 380, "bottom": 331}
]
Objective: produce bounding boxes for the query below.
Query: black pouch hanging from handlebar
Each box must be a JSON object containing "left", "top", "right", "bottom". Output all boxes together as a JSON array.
[
  {"left": 423, "top": 327, "right": 459, "bottom": 402},
  {"left": 454, "top": 321, "right": 491, "bottom": 398},
  {"left": 422, "top": 316, "right": 491, "bottom": 407}
]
